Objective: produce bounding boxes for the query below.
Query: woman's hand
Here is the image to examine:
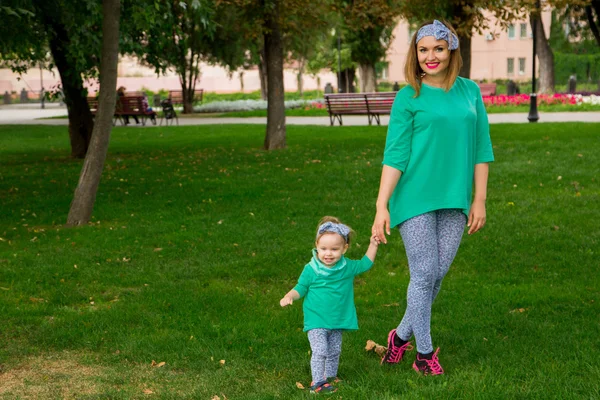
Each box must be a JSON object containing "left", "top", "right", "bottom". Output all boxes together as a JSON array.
[
  {"left": 372, "top": 208, "right": 391, "bottom": 244},
  {"left": 467, "top": 199, "right": 486, "bottom": 235}
]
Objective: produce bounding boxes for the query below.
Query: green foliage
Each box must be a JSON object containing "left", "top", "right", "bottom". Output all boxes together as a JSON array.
[
  {"left": 554, "top": 52, "right": 600, "bottom": 83},
  {"left": 0, "top": 123, "right": 599, "bottom": 398}
]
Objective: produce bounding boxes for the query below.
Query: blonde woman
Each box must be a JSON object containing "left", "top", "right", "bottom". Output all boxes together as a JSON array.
[{"left": 373, "top": 20, "right": 494, "bottom": 375}]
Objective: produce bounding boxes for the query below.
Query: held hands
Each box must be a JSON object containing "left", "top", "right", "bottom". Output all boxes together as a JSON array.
[
  {"left": 467, "top": 199, "right": 486, "bottom": 235},
  {"left": 372, "top": 208, "right": 391, "bottom": 244},
  {"left": 370, "top": 233, "right": 381, "bottom": 246}
]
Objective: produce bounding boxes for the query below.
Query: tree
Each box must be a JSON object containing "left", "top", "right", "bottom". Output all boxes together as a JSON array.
[
  {"left": 133, "top": 0, "right": 249, "bottom": 114},
  {"left": 530, "top": 2, "right": 555, "bottom": 93},
  {"left": 226, "top": 0, "right": 333, "bottom": 150},
  {"left": 0, "top": 0, "right": 108, "bottom": 158},
  {"left": 337, "top": 0, "right": 401, "bottom": 92},
  {"left": 67, "top": 0, "right": 120, "bottom": 225}
]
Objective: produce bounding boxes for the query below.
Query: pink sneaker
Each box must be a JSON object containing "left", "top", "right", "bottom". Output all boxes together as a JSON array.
[
  {"left": 412, "top": 348, "right": 444, "bottom": 375},
  {"left": 381, "top": 329, "right": 414, "bottom": 364}
]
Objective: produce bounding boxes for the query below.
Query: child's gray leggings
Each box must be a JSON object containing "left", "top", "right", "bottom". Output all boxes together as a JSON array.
[
  {"left": 396, "top": 209, "right": 466, "bottom": 354},
  {"left": 307, "top": 328, "right": 342, "bottom": 384}
]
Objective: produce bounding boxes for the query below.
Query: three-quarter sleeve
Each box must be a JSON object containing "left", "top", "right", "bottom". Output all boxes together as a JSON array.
[
  {"left": 292, "top": 267, "right": 313, "bottom": 298},
  {"left": 383, "top": 92, "right": 414, "bottom": 172},
  {"left": 474, "top": 89, "right": 495, "bottom": 164}
]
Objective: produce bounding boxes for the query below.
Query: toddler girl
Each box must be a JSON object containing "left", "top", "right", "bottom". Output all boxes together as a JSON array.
[{"left": 280, "top": 216, "right": 380, "bottom": 394}]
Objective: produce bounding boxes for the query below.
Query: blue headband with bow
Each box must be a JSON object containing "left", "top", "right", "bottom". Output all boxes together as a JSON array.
[
  {"left": 317, "top": 222, "right": 350, "bottom": 242},
  {"left": 416, "top": 20, "right": 459, "bottom": 50}
]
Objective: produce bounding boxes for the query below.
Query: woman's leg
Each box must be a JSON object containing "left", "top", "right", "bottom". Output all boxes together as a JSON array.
[
  {"left": 307, "top": 329, "right": 328, "bottom": 384},
  {"left": 325, "top": 330, "right": 342, "bottom": 379},
  {"left": 431, "top": 209, "right": 466, "bottom": 302},
  {"left": 396, "top": 212, "right": 438, "bottom": 355}
]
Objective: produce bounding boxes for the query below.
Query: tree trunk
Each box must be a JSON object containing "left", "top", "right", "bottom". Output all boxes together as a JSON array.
[
  {"left": 259, "top": 47, "right": 268, "bottom": 100},
  {"left": 297, "top": 59, "right": 305, "bottom": 97},
  {"left": 359, "top": 63, "right": 376, "bottom": 92},
  {"left": 182, "top": 85, "right": 194, "bottom": 114},
  {"left": 339, "top": 68, "right": 356, "bottom": 93},
  {"left": 66, "top": 0, "right": 120, "bottom": 226},
  {"left": 42, "top": 7, "right": 94, "bottom": 159},
  {"left": 239, "top": 71, "right": 245, "bottom": 92},
  {"left": 585, "top": 4, "right": 600, "bottom": 46},
  {"left": 458, "top": 34, "right": 471, "bottom": 79},
  {"left": 263, "top": 0, "right": 286, "bottom": 150},
  {"left": 531, "top": 12, "right": 555, "bottom": 93}
]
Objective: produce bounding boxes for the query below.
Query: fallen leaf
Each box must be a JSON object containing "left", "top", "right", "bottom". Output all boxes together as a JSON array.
[
  {"left": 211, "top": 396, "right": 220, "bottom": 400},
  {"left": 296, "top": 382, "right": 305, "bottom": 390},
  {"left": 365, "top": 340, "right": 377, "bottom": 352},
  {"left": 153, "top": 248, "right": 163, "bottom": 252},
  {"left": 219, "top": 359, "right": 225, "bottom": 365},
  {"left": 382, "top": 303, "right": 400, "bottom": 307},
  {"left": 557, "top": 176, "right": 562, "bottom": 180},
  {"left": 143, "top": 389, "right": 154, "bottom": 394}
]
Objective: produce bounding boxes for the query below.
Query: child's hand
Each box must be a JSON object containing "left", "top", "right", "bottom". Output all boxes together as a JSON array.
[
  {"left": 370, "top": 234, "right": 381, "bottom": 247},
  {"left": 280, "top": 296, "right": 294, "bottom": 307}
]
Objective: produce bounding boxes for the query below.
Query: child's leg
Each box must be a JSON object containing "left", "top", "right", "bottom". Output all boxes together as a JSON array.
[
  {"left": 396, "top": 212, "right": 438, "bottom": 354},
  {"left": 325, "top": 330, "right": 342, "bottom": 379},
  {"left": 307, "top": 329, "right": 328, "bottom": 384},
  {"left": 431, "top": 209, "right": 466, "bottom": 302}
]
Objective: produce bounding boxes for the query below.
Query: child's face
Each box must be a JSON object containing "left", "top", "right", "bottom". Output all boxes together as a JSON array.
[{"left": 315, "top": 233, "right": 348, "bottom": 267}]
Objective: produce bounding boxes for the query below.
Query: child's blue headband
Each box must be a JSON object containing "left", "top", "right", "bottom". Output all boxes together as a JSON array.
[
  {"left": 317, "top": 222, "right": 350, "bottom": 242},
  {"left": 416, "top": 20, "right": 459, "bottom": 50}
]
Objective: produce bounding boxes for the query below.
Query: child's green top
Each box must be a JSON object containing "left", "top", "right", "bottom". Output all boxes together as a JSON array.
[
  {"left": 383, "top": 76, "right": 495, "bottom": 228},
  {"left": 293, "top": 250, "right": 373, "bottom": 332}
]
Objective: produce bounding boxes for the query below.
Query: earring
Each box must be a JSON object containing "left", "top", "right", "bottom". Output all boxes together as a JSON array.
[{"left": 420, "top": 71, "right": 426, "bottom": 78}]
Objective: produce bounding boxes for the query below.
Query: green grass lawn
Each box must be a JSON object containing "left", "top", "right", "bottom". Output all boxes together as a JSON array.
[{"left": 1, "top": 123, "right": 599, "bottom": 399}]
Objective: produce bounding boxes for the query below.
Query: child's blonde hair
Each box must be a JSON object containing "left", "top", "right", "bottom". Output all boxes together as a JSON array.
[{"left": 316, "top": 216, "right": 354, "bottom": 245}]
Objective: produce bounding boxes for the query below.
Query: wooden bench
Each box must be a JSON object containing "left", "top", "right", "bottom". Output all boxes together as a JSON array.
[
  {"left": 168, "top": 89, "right": 204, "bottom": 106},
  {"left": 324, "top": 92, "right": 396, "bottom": 126},
  {"left": 478, "top": 83, "right": 497, "bottom": 96},
  {"left": 87, "top": 96, "right": 157, "bottom": 126}
]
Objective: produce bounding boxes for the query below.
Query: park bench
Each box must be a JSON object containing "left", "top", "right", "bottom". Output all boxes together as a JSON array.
[
  {"left": 324, "top": 92, "right": 396, "bottom": 126},
  {"left": 478, "top": 83, "right": 497, "bottom": 96},
  {"left": 168, "top": 89, "right": 204, "bottom": 106},
  {"left": 87, "top": 96, "right": 157, "bottom": 126}
]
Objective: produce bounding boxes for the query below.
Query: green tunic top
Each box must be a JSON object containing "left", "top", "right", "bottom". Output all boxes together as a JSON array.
[
  {"left": 383, "top": 76, "right": 495, "bottom": 227},
  {"left": 293, "top": 250, "right": 373, "bottom": 332}
]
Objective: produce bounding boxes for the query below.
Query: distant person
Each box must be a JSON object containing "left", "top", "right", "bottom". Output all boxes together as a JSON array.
[
  {"left": 141, "top": 94, "right": 156, "bottom": 124},
  {"left": 117, "top": 86, "right": 139, "bottom": 125},
  {"left": 280, "top": 217, "right": 380, "bottom": 394},
  {"left": 373, "top": 19, "right": 494, "bottom": 375}
]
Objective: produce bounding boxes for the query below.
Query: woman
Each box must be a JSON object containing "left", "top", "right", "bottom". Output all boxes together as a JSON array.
[{"left": 372, "top": 20, "right": 494, "bottom": 375}]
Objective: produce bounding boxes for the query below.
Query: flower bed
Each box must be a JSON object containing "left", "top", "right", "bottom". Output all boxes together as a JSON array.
[
  {"left": 483, "top": 94, "right": 600, "bottom": 107},
  {"left": 193, "top": 99, "right": 325, "bottom": 113}
]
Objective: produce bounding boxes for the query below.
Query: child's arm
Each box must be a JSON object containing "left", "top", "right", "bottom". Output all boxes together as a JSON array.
[
  {"left": 280, "top": 289, "right": 301, "bottom": 307},
  {"left": 365, "top": 233, "right": 381, "bottom": 263}
]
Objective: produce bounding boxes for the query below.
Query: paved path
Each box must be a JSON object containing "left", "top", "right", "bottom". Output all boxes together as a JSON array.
[{"left": 1, "top": 103, "right": 599, "bottom": 126}]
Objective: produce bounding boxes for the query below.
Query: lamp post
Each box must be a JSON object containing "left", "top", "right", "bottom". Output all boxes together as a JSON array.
[{"left": 527, "top": 0, "right": 540, "bottom": 123}]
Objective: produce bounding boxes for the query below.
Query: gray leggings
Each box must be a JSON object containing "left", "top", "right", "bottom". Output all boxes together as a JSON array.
[
  {"left": 307, "top": 329, "right": 342, "bottom": 384},
  {"left": 396, "top": 209, "right": 466, "bottom": 354}
]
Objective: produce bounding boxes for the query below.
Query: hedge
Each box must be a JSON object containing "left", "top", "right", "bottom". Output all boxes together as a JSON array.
[{"left": 554, "top": 52, "right": 600, "bottom": 83}]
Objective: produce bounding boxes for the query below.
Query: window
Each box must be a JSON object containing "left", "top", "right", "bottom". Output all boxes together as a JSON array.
[
  {"left": 519, "top": 58, "right": 526, "bottom": 75},
  {"left": 520, "top": 23, "right": 528, "bottom": 39},
  {"left": 508, "top": 24, "right": 515, "bottom": 39},
  {"left": 507, "top": 58, "right": 515, "bottom": 75}
]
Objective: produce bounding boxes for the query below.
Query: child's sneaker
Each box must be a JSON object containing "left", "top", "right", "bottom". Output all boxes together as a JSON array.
[
  {"left": 412, "top": 348, "right": 444, "bottom": 375},
  {"left": 310, "top": 381, "right": 337, "bottom": 394},
  {"left": 381, "top": 329, "right": 414, "bottom": 364}
]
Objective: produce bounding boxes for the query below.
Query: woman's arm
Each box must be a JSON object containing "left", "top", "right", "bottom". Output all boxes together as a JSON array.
[
  {"left": 372, "top": 165, "right": 402, "bottom": 244},
  {"left": 468, "top": 162, "right": 489, "bottom": 235}
]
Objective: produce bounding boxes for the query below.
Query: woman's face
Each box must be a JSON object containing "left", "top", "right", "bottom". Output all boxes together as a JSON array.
[{"left": 416, "top": 36, "right": 451, "bottom": 78}]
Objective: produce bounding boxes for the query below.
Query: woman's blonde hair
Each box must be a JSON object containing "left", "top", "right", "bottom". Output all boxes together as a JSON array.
[
  {"left": 404, "top": 20, "right": 462, "bottom": 97},
  {"left": 316, "top": 216, "right": 354, "bottom": 245}
]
